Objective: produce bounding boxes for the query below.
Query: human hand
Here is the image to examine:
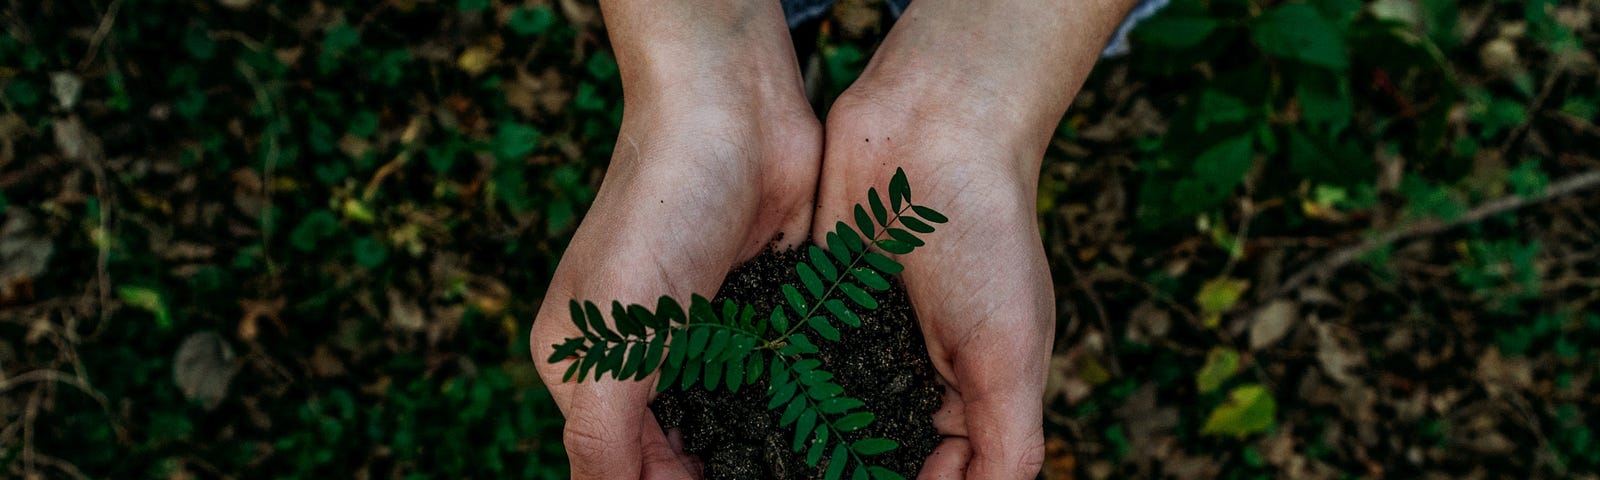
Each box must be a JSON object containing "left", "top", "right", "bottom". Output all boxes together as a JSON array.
[
  {"left": 811, "top": 1, "right": 1132, "bottom": 477},
  {"left": 815, "top": 94, "right": 1054, "bottom": 480},
  {"left": 530, "top": 2, "right": 819, "bottom": 477}
]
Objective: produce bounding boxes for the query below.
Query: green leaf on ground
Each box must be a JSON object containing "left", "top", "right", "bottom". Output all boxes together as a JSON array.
[
  {"left": 1202, "top": 384, "right": 1277, "bottom": 437},
  {"left": 1251, "top": 3, "right": 1349, "bottom": 71},
  {"left": 1196, "top": 347, "right": 1241, "bottom": 394}
]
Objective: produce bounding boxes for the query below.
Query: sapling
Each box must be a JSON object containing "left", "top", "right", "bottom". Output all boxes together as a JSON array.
[{"left": 546, "top": 168, "right": 947, "bottom": 480}]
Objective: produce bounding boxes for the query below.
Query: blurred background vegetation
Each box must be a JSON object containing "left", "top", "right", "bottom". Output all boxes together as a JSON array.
[{"left": 2, "top": 0, "right": 1598, "bottom": 478}]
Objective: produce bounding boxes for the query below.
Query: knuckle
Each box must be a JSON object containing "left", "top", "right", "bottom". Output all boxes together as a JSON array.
[
  {"left": 562, "top": 418, "right": 618, "bottom": 464},
  {"left": 1017, "top": 439, "right": 1046, "bottom": 475}
]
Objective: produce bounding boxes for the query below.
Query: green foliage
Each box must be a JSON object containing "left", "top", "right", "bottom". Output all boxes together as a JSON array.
[
  {"left": 549, "top": 169, "right": 943, "bottom": 479},
  {"left": 1130, "top": 0, "right": 1455, "bottom": 226},
  {"left": 117, "top": 285, "right": 172, "bottom": 329},
  {"left": 1195, "top": 347, "right": 1240, "bottom": 394},
  {"left": 1201, "top": 384, "right": 1277, "bottom": 437}
]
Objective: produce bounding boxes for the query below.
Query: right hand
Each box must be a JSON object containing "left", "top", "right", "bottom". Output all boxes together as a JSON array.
[{"left": 529, "top": 67, "right": 820, "bottom": 480}]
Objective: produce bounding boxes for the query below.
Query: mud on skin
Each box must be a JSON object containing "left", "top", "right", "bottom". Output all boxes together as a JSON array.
[{"left": 651, "top": 244, "right": 943, "bottom": 479}]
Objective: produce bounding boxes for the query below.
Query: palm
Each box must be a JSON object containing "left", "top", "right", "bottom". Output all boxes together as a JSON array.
[
  {"left": 532, "top": 106, "right": 819, "bottom": 479},
  {"left": 815, "top": 99, "right": 1054, "bottom": 479}
]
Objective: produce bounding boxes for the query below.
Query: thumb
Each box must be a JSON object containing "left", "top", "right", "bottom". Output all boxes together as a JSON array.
[
  {"left": 560, "top": 382, "right": 654, "bottom": 479},
  {"left": 955, "top": 331, "right": 1048, "bottom": 480}
]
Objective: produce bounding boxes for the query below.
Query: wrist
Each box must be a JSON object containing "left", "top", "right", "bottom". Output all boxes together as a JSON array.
[{"left": 599, "top": 0, "right": 805, "bottom": 111}]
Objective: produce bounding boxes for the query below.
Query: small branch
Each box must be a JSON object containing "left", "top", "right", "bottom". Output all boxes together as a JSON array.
[
  {"left": 75, "top": 0, "right": 121, "bottom": 71},
  {"left": 1268, "top": 169, "right": 1600, "bottom": 301}
]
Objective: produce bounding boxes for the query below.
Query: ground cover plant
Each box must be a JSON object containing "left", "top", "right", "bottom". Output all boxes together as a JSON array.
[{"left": 2, "top": 0, "right": 1599, "bottom": 478}]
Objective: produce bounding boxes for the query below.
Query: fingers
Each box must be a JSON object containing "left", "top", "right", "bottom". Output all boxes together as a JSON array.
[
  {"left": 950, "top": 330, "right": 1049, "bottom": 480},
  {"left": 559, "top": 381, "right": 655, "bottom": 479},
  {"left": 640, "top": 412, "right": 699, "bottom": 480},
  {"left": 917, "top": 437, "right": 972, "bottom": 480}
]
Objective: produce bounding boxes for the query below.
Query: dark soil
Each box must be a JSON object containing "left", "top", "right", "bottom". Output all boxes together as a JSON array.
[{"left": 651, "top": 244, "right": 944, "bottom": 479}]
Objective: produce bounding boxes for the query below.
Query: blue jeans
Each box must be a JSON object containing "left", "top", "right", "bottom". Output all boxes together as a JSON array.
[{"left": 781, "top": 0, "right": 1168, "bottom": 57}]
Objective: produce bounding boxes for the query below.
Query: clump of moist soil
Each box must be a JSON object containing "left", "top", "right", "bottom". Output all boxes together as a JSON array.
[{"left": 651, "top": 244, "right": 943, "bottom": 479}]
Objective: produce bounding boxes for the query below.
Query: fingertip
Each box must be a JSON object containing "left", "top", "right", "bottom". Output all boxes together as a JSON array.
[
  {"left": 965, "top": 428, "right": 1045, "bottom": 480},
  {"left": 917, "top": 437, "right": 971, "bottom": 480}
]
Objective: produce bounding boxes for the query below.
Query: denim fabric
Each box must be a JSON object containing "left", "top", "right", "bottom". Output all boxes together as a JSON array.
[{"left": 781, "top": 0, "right": 1168, "bottom": 57}]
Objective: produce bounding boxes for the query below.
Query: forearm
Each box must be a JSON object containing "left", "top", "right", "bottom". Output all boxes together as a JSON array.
[
  {"left": 597, "top": 0, "right": 805, "bottom": 108},
  {"left": 853, "top": 0, "right": 1139, "bottom": 155}
]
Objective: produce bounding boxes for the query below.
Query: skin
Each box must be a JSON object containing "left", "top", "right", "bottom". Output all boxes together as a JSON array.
[{"left": 531, "top": 0, "right": 1135, "bottom": 478}]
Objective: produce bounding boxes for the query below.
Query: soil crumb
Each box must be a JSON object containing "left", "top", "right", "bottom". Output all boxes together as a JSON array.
[{"left": 651, "top": 244, "right": 943, "bottom": 479}]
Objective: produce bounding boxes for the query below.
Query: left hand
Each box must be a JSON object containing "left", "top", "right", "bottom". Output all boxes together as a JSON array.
[{"left": 814, "top": 91, "right": 1055, "bottom": 479}]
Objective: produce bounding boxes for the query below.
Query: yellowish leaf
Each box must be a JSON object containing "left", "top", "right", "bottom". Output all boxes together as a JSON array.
[{"left": 457, "top": 46, "right": 495, "bottom": 76}]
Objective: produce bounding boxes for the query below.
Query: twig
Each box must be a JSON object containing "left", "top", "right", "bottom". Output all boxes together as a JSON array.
[
  {"left": 1497, "top": 72, "right": 1563, "bottom": 156},
  {"left": 1267, "top": 169, "right": 1600, "bottom": 301},
  {"left": 27, "top": 452, "right": 92, "bottom": 480},
  {"left": 76, "top": 0, "right": 121, "bottom": 71},
  {"left": 1060, "top": 257, "right": 1119, "bottom": 376}
]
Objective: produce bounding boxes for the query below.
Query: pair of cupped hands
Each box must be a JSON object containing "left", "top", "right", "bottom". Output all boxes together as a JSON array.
[{"left": 530, "top": 0, "right": 1126, "bottom": 477}]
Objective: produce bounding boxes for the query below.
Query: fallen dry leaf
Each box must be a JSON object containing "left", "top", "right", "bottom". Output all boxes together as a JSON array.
[
  {"left": 1249, "top": 300, "right": 1298, "bottom": 350},
  {"left": 1314, "top": 321, "right": 1364, "bottom": 386},
  {"left": 174, "top": 331, "right": 239, "bottom": 410},
  {"left": 0, "top": 212, "right": 53, "bottom": 302},
  {"left": 388, "top": 288, "right": 426, "bottom": 332}
]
